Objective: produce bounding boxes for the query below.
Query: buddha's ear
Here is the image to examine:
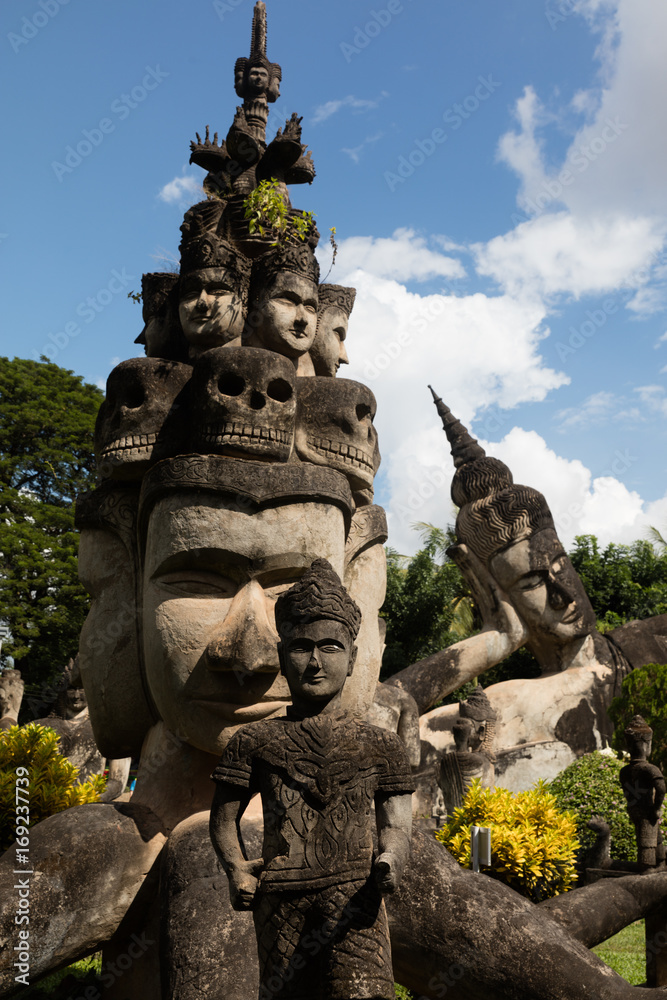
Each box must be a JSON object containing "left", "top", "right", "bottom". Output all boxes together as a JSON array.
[{"left": 347, "top": 644, "right": 358, "bottom": 677}]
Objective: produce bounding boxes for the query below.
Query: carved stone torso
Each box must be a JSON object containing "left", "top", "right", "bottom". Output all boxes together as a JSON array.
[{"left": 212, "top": 712, "right": 413, "bottom": 892}]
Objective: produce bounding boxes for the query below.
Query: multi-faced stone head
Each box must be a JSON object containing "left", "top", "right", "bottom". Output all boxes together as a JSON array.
[
  {"left": 179, "top": 235, "right": 251, "bottom": 357},
  {"left": 95, "top": 358, "right": 192, "bottom": 481},
  {"left": 311, "top": 284, "right": 356, "bottom": 377},
  {"left": 135, "top": 272, "right": 188, "bottom": 362},
  {"left": 245, "top": 245, "right": 320, "bottom": 361},
  {"left": 191, "top": 346, "right": 296, "bottom": 462},
  {"left": 295, "top": 378, "right": 380, "bottom": 492}
]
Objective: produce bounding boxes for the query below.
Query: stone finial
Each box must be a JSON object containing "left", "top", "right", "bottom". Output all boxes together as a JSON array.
[{"left": 428, "top": 386, "right": 486, "bottom": 470}]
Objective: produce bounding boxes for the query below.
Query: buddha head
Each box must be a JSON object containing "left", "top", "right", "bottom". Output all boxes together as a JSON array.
[
  {"left": 311, "top": 284, "right": 356, "bottom": 377},
  {"left": 244, "top": 245, "right": 320, "bottom": 362},
  {"left": 179, "top": 235, "right": 251, "bottom": 358}
]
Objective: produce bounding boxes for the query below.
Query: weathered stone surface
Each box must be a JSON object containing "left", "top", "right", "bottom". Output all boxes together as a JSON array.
[
  {"left": 368, "top": 682, "right": 421, "bottom": 769},
  {"left": 0, "top": 669, "right": 23, "bottom": 729},
  {"left": 311, "top": 284, "right": 355, "bottom": 377},
  {"left": 94, "top": 358, "right": 192, "bottom": 481},
  {"left": 494, "top": 740, "right": 577, "bottom": 793},
  {"left": 191, "top": 346, "right": 296, "bottom": 461},
  {"left": 32, "top": 713, "right": 104, "bottom": 783},
  {"left": 244, "top": 247, "right": 320, "bottom": 367},
  {"left": 0, "top": 803, "right": 165, "bottom": 995}
]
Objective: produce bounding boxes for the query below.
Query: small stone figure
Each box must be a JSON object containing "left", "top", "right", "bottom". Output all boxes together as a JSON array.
[
  {"left": 210, "top": 559, "right": 413, "bottom": 1000},
  {"left": 0, "top": 669, "right": 24, "bottom": 730},
  {"left": 311, "top": 284, "right": 356, "bottom": 377},
  {"left": 620, "top": 715, "right": 666, "bottom": 870},
  {"left": 439, "top": 686, "right": 496, "bottom": 816}
]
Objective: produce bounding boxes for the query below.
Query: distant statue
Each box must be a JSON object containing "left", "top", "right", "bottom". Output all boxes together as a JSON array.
[
  {"left": 209, "top": 559, "right": 413, "bottom": 1000},
  {"left": 620, "top": 715, "right": 666, "bottom": 870},
  {"left": 0, "top": 669, "right": 24, "bottom": 730},
  {"left": 439, "top": 686, "right": 496, "bottom": 816},
  {"left": 583, "top": 815, "right": 612, "bottom": 872},
  {"left": 311, "top": 284, "right": 356, "bottom": 377}
]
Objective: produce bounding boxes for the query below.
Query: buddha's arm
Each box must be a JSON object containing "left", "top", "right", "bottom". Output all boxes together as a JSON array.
[
  {"left": 374, "top": 791, "right": 412, "bottom": 893},
  {"left": 209, "top": 783, "right": 262, "bottom": 911},
  {"left": 387, "top": 544, "right": 529, "bottom": 714}
]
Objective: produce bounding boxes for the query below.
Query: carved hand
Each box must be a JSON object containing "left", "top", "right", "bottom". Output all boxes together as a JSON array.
[
  {"left": 448, "top": 543, "right": 529, "bottom": 648},
  {"left": 373, "top": 852, "right": 403, "bottom": 894},
  {"left": 228, "top": 858, "right": 264, "bottom": 911}
]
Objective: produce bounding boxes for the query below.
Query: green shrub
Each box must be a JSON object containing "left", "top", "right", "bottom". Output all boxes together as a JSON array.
[
  {"left": 609, "top": 663, "right": 667, "bottom": 776},
  {"left": 436, "top": 779, "right": 578, "bottom": 902},
  {"left": 547, "top": 749, "right": 667, "bottom": 866},
  {"left": 0, "top": 723, "right": 105, "bottom": 852}
]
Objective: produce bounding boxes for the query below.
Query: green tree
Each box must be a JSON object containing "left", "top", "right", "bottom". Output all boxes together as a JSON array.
[
  {"left": 609, "top": 664, "right": 667, "bottom": 776},
  {"left": 569, "top": 535, "right": 667, "bottom": 628},
  {"left": 0, "top": 357, "right": 102, "bottom": 693}
]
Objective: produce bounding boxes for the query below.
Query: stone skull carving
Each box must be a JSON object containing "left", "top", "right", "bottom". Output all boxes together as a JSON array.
[
  {"left": 295, "top": 378, "right": 380, "bottom": 491},
  {"left": 191, "top": 346, "right": 296, "bottom": 461},
  {"left": 95, "top": 358, "right": 192, "bottom": 481}
]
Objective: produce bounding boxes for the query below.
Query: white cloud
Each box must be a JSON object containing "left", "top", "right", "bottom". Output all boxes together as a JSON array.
[
  {"left": 312, "top": 93, "right": 388, "bottom": 125},
  {"left": 331, "top": 229, "right": 466, "bottom": 284},
  {"left": 342, "top": 132, "right": 384, "bottom": 165},
  {"left": 635, "top": 384, "right": 667, "bottom": 418},
  {"left": 158, "top": 173, "right": 204, "bottom": 205},
  {"left": 555, "top": 390, "right": 616, "bottom": 431}
]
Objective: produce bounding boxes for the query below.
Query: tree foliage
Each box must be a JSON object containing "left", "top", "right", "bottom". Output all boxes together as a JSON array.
[
  {"left": 569, "top": 535, "right": 667, "bottom": 628},
  {"left": 0, "top": 357, "right": 102, "bottom": 689},
  {"left": 609, "top": 663, "right": 667, "bottom": 776}
]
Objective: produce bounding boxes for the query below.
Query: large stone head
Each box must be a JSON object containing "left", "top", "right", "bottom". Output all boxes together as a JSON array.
[
  {"left": 432, "top": 392, "right": 597, "bottom": 660},
  {"left": 179, "top": 235, "right": 251, "bottom": 358},
  {"left": 138, "top": 456, "right": 356, "bottom": 755},
  {"left": 76, "top": 483, "right": 156, "bottom": 759},
  {"left": 311, "top": 284, "right": 356, "bottom": 377},
  {"left": 244, "top": 245, "right": 320, "bottom": 361}
]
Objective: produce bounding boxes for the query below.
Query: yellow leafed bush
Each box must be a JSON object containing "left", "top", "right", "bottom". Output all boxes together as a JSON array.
[
  {"left": 0, "top": 723, "right": 105, "bottom": 852},
  {"left": 435, "top": 779, "right": 579, "bottom": 901}
]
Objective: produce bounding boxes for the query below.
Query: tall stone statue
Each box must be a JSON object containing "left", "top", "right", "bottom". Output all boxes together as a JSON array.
[
  {"left": 439, "top": 686, "right": 496, "bottom": 816},
  {"left": 621, "top": 715, "right": 666, "bottom": 870},
  {"left": 210, "top": 559, "right": 413, "bottom": 1000}
]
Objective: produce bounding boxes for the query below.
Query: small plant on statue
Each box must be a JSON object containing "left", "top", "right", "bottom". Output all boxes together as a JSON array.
[
  {"left": 436, "top": 779, "right": 579, "bottom": 902},
  {"left": 243, "top": 178, "right": 316, "bottom": 247},
  {"left": 0, "top": 723, "right": 105, "bottom": 851}
]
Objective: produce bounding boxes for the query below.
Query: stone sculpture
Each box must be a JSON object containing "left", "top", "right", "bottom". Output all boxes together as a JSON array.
[
  {"left": 621, "top": 715, "right": 666, "bottom": 869},
  {"left": 311, "top": 284, "right": 356, "bottom": 377},
  {"left": 210, "top": 559, "right": 413, "bottom": 1000},
  {"left": 0, "top": 669, "right": 24, "bottom": 730},
  {"left": 396, "top": 389, "right": 667, "bottom": 785},
  {"left": 178, "top": 233, "right": 251, "bottom": 358},
  {"left": 4, "top": 6, "right": 667, "bottom": 1000},
  {"left": 439, "top": 686, "right": 496, "bottom": 816}
]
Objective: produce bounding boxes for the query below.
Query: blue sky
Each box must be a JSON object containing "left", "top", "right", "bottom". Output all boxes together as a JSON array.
[{"left": 1, "top": 0, "right": 666, "bottom": 554}]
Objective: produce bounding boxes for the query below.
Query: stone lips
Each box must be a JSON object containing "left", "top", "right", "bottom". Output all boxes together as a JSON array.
[
  {"left": 191, "top": 346, "right": 296, "bottom": 462},
  {"left": 95, "top": 358, "right": 192, "bottom": 482},
  {"left": 138, "top": 454, "right": 354, "bottom": 539},
  {"left": 295, "top": 377, "right": 380, "bottom": 491}
]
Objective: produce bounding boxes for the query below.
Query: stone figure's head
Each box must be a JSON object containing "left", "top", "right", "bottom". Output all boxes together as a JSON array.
[
  {"left": 135, "top": 272, "right": 189, "bottom": 362},
  {"left": 0, "top": 669, "right": 24, "bottom": 720},
  {"left": 245, "top": 245, "right": 320, "bottom": 361},
  {"left": 275, "top": 558, "right": 361, "bottom": 712},
  {"left": 624, "top": 714, "right": 653, "bottom": 760},
  {"left": 458, "top": 685, "right": 497, "bottom": 759},
  {"left": 311, "top": 284, "right": 356, "bottom": 377},
  {"left": 431, "top": 390, "right": 597, "bottom": 661},
  {"left": 234, "top": 2, "right": 281, "bottom": 103},
  {"left": 138, "top": 456, "right": 354, "bottom": 754},
  {"left": 452, "top": 717, "right": 475, "bottom": 753},
  {"left": 179, "top": 235, "right": 251, "bottom": 358}
]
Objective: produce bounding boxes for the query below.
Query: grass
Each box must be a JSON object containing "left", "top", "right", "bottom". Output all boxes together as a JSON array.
[
  {"left": 395, "top": 987, "right": 415, "bottom": 999},
  {"left": 593, "top": 920, "right": 645, "bottom": 986}
]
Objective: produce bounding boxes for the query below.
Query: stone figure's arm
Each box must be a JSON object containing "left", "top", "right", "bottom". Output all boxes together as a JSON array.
[
  {"left": 209, "top": 782, "right": 263, "bottom": 911},
  {"left": 374, "top": 791, "right": 412, "bottom": 894},
  {"left": 652, "top": 773, "right": 666, "bottom": 821},
  {"left": 387, "top": 543, "right": 529, "bottom": 714}
]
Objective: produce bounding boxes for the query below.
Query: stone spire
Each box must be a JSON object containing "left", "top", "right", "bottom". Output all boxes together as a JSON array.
[{"left": 428, "top": 386, "right": 485, "bottom": 469}]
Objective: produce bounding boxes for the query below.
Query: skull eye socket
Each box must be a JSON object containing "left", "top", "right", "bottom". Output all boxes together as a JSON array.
[
  {"left": 356, "top": 403, "right": 372, "bottom": 421},
  {"left": 267, "top": 379, "right": 293, "bottom": 403},
  {"left": 121, "top": 385, "right": 145, "bottom": 410},
  {"left": 218, "top": 373, "right": 245, "bottom": 397}
]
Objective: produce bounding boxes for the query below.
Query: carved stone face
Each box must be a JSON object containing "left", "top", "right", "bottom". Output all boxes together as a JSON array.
[
  {"left": 311, "top": 305, "right": 350, "bottom": 377},
  {"left": 142, "top": 495, "right": 347, "bottom": 755},
  {"left": 248, "top": 64, "right": 269, "bottom": 94},
  {"left": 0, "top": 670, "right": 23, "bottom": 718},
  {"left": 295, "top": 378, "right": 380, "bottom": 491},
  {"left": 490, "top": 529, "right": 597, "bottom": 645},
  {"left": 191, "top": 347, "right": 296, "bottom": 462},
  {"left": 179, "top": 268, "right": 245, "bottom": 356},
  {"left": 248, "top": 272, "right": 318, "bottom": 359},
  {"left": 279, "top": 619, "right": 356, "bottom": 712},
  {"left": 95, "top": 359, "right": 191, "bottom": 481}
]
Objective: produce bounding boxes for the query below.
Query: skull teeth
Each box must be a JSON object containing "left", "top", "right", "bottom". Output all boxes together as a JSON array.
[
  {"left": 100, "top": 433, "right": 158, "bottom": 458},
  {"left": 310, "top": 437, "right": 374, "bottom": 471},
  {"left": 202, "top": 423, "right": 290, "bottom": 446}
]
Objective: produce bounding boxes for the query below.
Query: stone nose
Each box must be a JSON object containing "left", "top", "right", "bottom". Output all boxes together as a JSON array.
[
  {"left": 546, "top": 573, "right": 574, "bottom": 610},
  {"left": 205, "top": 580, "right": 280, "bottom": 675}
]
